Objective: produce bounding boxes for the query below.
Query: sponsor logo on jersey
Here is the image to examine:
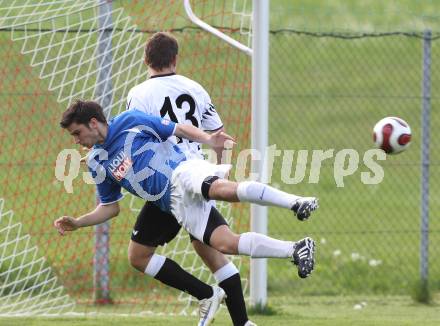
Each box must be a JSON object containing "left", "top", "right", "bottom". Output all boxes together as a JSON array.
[
  {"left": 109, "top": 151, "right": 133, "bottom": 181},
  {"left": 161, "top": 119, "right": 170, "bottom": 125}
]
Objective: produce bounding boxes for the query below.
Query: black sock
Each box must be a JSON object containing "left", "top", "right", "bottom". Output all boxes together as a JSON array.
[
  {"left": 154, "top": 258, "right": 213, "bottom": 300},
  {"left": 219, "top": 273, "right": 248, "bottom": 326}
]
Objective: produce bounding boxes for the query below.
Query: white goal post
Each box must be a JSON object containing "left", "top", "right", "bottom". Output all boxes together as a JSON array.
[{"left": 184, "top": 0, "right": 270, "bottom": 307}]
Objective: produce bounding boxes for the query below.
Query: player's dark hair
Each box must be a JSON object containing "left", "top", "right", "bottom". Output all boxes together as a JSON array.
[
  {"left": 144, "top": 32, "right": 178, "bottom": 71},
  {"left": 60, "top": 99, "right": 107, "bottom": 128}
]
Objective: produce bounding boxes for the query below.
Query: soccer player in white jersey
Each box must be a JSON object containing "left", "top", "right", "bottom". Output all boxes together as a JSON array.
[
  {"left": 55, "top": 101, "right": 318, "bottom": 325},
  {"left": 126, "top": 32, "right": 251, "bottom": 326},
  {"left": 127, "top": 32, "right": 222, "bottom": 160}
]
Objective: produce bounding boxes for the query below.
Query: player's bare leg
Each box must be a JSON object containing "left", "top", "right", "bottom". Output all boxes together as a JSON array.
[
  {"left": 127, "top": 240, "right": 156, "bottom": 272},
  {"left": 208, "top": 179, "right": 318, "bottom": 221},
  {"left": 192, "top": 240, "right": 230, "bottom": 271},
  {"left": 127, "top": 241, "right": 225, "bottom": 325}
]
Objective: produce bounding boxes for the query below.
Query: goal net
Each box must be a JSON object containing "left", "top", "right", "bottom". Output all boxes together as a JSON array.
[{"left": 0, "top": 0, "right": 251, "bottom": 316}]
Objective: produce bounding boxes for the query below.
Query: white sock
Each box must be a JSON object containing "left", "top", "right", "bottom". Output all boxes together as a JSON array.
[
  {"left": 237, "top": 232, "right": 295, "bottom": 258},
  {"left": 144, "top": 254, "right": 166, "bottom": 277},
  {"left": 213, "top": 262, "right": 239, "bottom": 283},
  {"left": 236, "top": 181, "right": 300, "bottom": 209}
]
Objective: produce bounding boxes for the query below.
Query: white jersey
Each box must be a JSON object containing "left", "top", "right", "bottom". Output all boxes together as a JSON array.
[{"left": 126, "top": 73, "right": 223, "bottom": 159}]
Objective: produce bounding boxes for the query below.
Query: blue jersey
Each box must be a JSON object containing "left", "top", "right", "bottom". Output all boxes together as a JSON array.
[{"left": 87, "top": 110, "right": 186, "bottom": 212}]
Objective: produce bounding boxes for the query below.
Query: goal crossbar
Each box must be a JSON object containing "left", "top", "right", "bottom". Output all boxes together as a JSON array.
[{"left": 183, "top": 0, "right": 252, "bottom": 56}]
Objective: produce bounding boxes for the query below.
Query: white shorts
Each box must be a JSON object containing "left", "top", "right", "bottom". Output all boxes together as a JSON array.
[{"left": 169, "top": 159, "right": 232, "bottom": 242}]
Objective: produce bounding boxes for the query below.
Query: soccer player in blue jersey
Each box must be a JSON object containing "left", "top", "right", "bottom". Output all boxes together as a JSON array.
[
  {"left": 55, "top": 100, "right": 318, "bottom": 324},
  {"left": 126, "top": 31, "right": 252, "bottom": 326}
]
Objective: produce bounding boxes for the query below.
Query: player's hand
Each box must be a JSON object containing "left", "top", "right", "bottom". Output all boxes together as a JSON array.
[
  {"left": 208, "top": 130, "right": 236, "bottom": 149},
  {"left": 54, "top": 216, "right": 80, "bottom": 236}
]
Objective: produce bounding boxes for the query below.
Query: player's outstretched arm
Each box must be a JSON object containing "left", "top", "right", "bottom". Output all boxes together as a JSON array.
[
  {"left": 54, "top": 202, "right": 120, "bottom": 236},
  {"left": 174, "top": 124, "right": 235, "bottom": 149},
  {"left": 207, "top": 127, "right": 226, "bottom": 164}
]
